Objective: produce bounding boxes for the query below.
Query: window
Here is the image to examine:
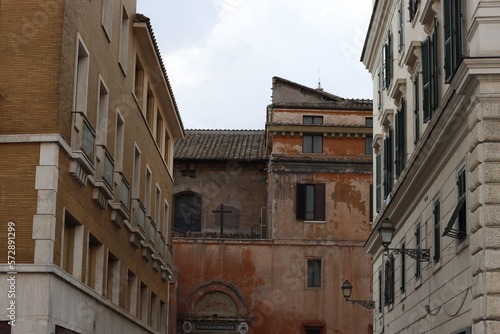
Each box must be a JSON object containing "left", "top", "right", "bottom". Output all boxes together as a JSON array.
[
  {"left": 159, "top": 300, "right": 167, "bottom": 332},
  {"left": 174, "top": 193, "right": 202, "bottom": 232},
  {"left": 146, "top": 85, "right": 155, "bottom": 127},
  {"left": 365, "top": 135, "right": 373, "bottom": 155},
  {"left": 303, "top": 116, "right": 323, "bottom": 125},
  {"left": 400, "top": 242, "right": 406, "bottom": 293},
  {"left": 115, "top": 111, "right": 125, "bottom": 171},
  {"left": 87, "top": 234, "right": 104, "bottom": 294},
  {"left": 126, "top": 270, "right": 138, "bottom": 315},
  {"left": 150, "top": 292, "right": 158, "bottom": 328},
  {"left": 62, "top": 211, "right": 81, "bottom": 275},
  {"left": 414, "top": 73, "right": 420, "bottom": 144},
  {"left": 106, "top": 252, "right": 119, "bottom": 304},
  {"left": 443, "top": 168, "right": 467, "bottom": 241},
  {"left": 296, "top": 183, "right": 325, "bottom": 221},
  {"left": 377, "top": 67, "right": 382, "bottom": 113},
  {"left": 415, "top": 223, "right": 421, "bottom": 279},
  {"left": 307, "top": 259, "right": 321, "bottom": 288},
  {"left": 395, "top": 99, "right": 406, "bottom": 178},
  {"left": 74, "top": 36, "right": 89, "bottom": 114},
  {"left": 444, "top": 0, "right": 463, "bottom": 83},
  {"left": 382, "top": 31, "right": 392, "bottom": 89},
  {"left": 145, "top": 167, "right": 152, "bottom": 216},
  {"left": 398, "top": 1, "right": 404, "bottom": 54},
  {"left": 365, "top": 117, "right": 373, "bottom": 126},
  {"left": 376, "top": 154, "right": 382, "bottom": 212},
  {"left": 305, "top": 328, "right": 323, "bottom": 334},
  {"left": 383, "top": 130, "right": 393, "bottom": 198},
  {"left": 162, "top": 200, "right": 169, "bottom": 237},
  {"left": 384, "top": 255, "right": 395, "bottom": 305},
  {"left": 434, "top": 199, "right": 441, "bottom": 262},
  {"left": 119, "top": 5, "right": 129, "bottom": 71},
  {"left": 139, "top": 282, "right": 149, "bottom": 322},
  {"left": 134, "top": 57, "right": 144, "bottom": 106},
  {"left": 409, "top": 0, "right": 418, "bottom": 22},
  {"left": 303, "top": 134, "right": 323, "bottom": 154},
  {"left": 164, "top": 130, "right": 171, "bottom": 162},
  {"left": 0, "top": 321, "right": 11, "bottom": 334},
  {"left": 102, "top": 0, "right": 113, "bottom": 38},
  {"left": 156, "top": 109, "right": 163, "bottom": 147},
  {"left": 451, "top": 327, "right": 471, "bottom": 334},
  {"left": 132, "top": 145, "right": 141, "bottom": 199},
  {"left": 422, "top": 21, "right": 439, "bottom": 123},
  {"left": 96, "top": 78, "right": 109, "bottom": 145}
]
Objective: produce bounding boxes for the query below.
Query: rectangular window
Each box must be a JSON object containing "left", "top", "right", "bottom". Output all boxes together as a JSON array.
[
  {"left": 365, "top": 135, "right": 373, "bottom": 155},
  {"left": 163, "top": 200, "right": 170, "bottom": 237},
  {"left": 434, "top": 199, "right": 441, "bottom": 262},
  {"left": 414, "top": 73, "right": 420, "bottom": 144},
  {"left": 384, "top": 255, "right": 395, "bottom": 305},
  {"left": 307, "top": 259, "right": 322, "bottom": 288},
  {"left": 395, "top": 99, "right": 406, "bottom": 178},
  {"left": 62, "top": 212, "right": 79, "bottom": 275},
  {"left": 115, "top": 111, "right": 125, "bottom": 171},
  {"left": 457, "top": 168, "right": 467, "bottom": 241},
  {"left": 400, "top": 242, "right": 406, "bottom": 293},
  {"left": 444, "top": 0, "right": 463, "bottom": 83},
  {"left": 102, "top": 0, "right": 113, "bottom": 38},
  {"left": 134, "top": 57, "right": 144, "bottom": 106},
  {"left": 422, "top": 22, "right": 439, "bottom": 122},
  {"left": 383, "top": 130, "right": 393, "bottom": 198},
  {"left": 106, "top": 252, "right": 119, "bottom": 304},
  {"left": 119, "top": 5, "right": 129, "bottom": 71},
  {"left": 398, "top": 1, "right": 404, "bottom": 54},
  {"left": 96, "top": 78, "right": 109, "bottom": 145},
  {"left": 376, "top": 154, "right": 382, "bottom": 212},
  {"left": 150, "top": 292, "right": 158, "bottom": 328},
  {"left": 139, "top": 282, "right": 149, "bottom": 322},
  {"left": 382, "top": 31, "right": 392, "bottom": 89},
  {"left": 159, "top": 300, "right": 167, "bottom": 332},
  {"left": 87, "top": 234, "right": 104, "bottom": 294},
  {"left": 74, "top": 37, "right": 89, "bottom": 114},
  {"left": 378, "top": 270, "right": 382, "bottom": 312},
  {"left": 296, "top": 183, "right": 325, "bottom": 221},
  {"left": 126, "top": 270, "right": 138, "bottom": 315},
  {"left": 0, "top": 321, "right": 12, "bottom": 334},
  {"left": 415, "top": 223, "right": 421, "bottom": 279},
  {"left": 305, "top": 329, "right": 322, "bottom": 334},
  {"left": 409, "top": 0, "right": 418, "bottom": 22},
  {"left": 145, "top": 167, "right": 152, "bottom": 216},
  {"left": 303, "top": 116, "right": 323, "bottom": 125},
  {"left": 55, "top": 326, "right": 78, "bottom": 334},
  {"left": 156, "top": 109, "right": 163, "bottom": 147},
  {"left": 146, "top": 86, "right": 155, "bottom": 127},
  {"left": 132, "top": 145, "right": 141, "bottom": 199},
  {"left": 303, "top": 134, "right": 323, "bottom": 153}
]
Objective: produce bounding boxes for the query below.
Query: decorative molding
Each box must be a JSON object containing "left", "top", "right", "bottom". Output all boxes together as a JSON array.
[
  {"left": 419, "top": 0, "right": 440, "bottom": 35},
  {"left": 389, "top": 78, "right": 407, "bottom": 106},
  {"left": 404, "top": 41, "right": 422, "bottom": 74}
]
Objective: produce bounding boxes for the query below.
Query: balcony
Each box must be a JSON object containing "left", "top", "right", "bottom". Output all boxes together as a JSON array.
[
  {"left": 69, "top": 112, "right": 95, "bottom": 185},
  {"left": 110, "top": 172, "right": 130, "bottom": 228},
  {"left": 92, "top": 146, "right": 114, "bottom": 209},
  {"left": 125, "top": 199, "right": 146, "bottom": 247},
  {"left": 141, "top": 216, "right": 156, "bottom": 261}
]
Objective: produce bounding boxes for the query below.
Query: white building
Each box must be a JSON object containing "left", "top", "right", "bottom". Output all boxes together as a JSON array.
[{"left": 362, "top": 0, "right": 500, "bottom": 333}]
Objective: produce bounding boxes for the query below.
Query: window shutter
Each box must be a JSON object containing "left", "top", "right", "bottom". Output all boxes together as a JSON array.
[
  {"left": 314, "top": 183, "right": 326, "bottom": 221},
  {"left": 454, "top": 0, "right": 463, "bottom": 71},
  {"left": 296, "top": 184, "right": 306, "bottom": 220},
  {"left": 395, "top": 111, "right": 400, "bottom": 178},
  {"left": 395, "top": 99, "right": 406, "bottom": 177},
  {"left": 378, "top": 69, "right": 382, "bottom": 111},
  {"left": 376, "top": 154, "right": 382, "bottom": 212},
  {"left": 434, "top": 200, "right": 441, "bottom": 262},
  {"left": 384, "top": 129, "right": 393, "bottom": 197},
  {"left": 414, "top": 74, "right": 420, "bottom": 144},
  {"left": 422, "top": 37, "right": 431, "bottom": 122},
  {"left": 400, "top": 243, "right": 406, "bottom": 293},
  {"left": 398, "top": 1, "right": 403, "bottom": 54},
  {"left": 386, "top": 31, "right": 392, "bottom": 88},
  {"left": 432, "top": 21, "right": 439, "bottom": 112},
  {"left": 444, "top": 0, "right": 453, "bottom": 82}
]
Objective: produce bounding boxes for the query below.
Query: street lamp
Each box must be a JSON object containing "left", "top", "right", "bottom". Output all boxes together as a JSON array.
[
  {"left": 341, "top": 280, "right": 375, "bottom": 309},
  {"left": 377, "top": 218, "right": 430, "bottom": 262}
]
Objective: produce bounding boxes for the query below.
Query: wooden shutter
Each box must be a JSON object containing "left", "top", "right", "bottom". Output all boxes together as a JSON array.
[
  {"left": 385, "top": 31, "right": 392, "bottom": 88},
  {"left": 454, "top": 0, "right": 463, "bottom": 72},
  {"left": 444, "top": 0, "right": 453, "bottom": 82},
  {"left": 434, "top": 200, "right": 441, "bottom": 262},
  {"left": 398, "top": 1, "right": 403, "bottom": 54},
  {"left": 414, "top": 74, "right": 420, "bottom": 144},
  {"left": 376, "top": 154, "right": 382, "bottom": 212},
  {"left": 432, "top": 21, "right": 439, "bottom": 112},
  {"left": 296, "top": 183, "right": 306, "bottom": 220},
  {"left": 314, "top": 184, "right": 326, "bottom": 221},
  {"left": 395, "top": 99, "right": 406, "bottom": 177},
  {"left": 422, "top": 37, "right": 431, "bottom": 122},
  {"left": 384, "top": 129, "right": 393, "bottom": 197},
  {"left": 377, "top": 68, "right": 382, "bottom": 111}
]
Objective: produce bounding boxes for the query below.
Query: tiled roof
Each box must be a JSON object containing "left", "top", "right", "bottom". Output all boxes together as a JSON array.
[
  {"left": 134, "top": 14, "right": 185, "bottom": 135},
  {"left": 174, "top": 130, "right": 267, "bottom": 161}
]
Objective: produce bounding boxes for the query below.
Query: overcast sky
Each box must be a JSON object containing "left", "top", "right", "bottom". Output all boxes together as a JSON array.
[{"left": 136, "top": 0, "right": 374, "bottom": 130}]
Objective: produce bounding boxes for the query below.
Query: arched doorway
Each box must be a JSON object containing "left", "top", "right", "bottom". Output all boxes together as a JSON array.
[{"left": 180, "top": 281, "right": 251, "bottom": 334}]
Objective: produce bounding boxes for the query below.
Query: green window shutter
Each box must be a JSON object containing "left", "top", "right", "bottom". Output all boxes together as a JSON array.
[
  {"left": 422, "top": 37, "right": 431, "bottom": 122},
  {"left": 432, "top": 21, "right": 439, "bottom": 112},
  {"left": 296, "top": 183, "right": 306, "bottom": 220},
  {"left": 395, "top": 99, "right": 406, "bottom": 177},
  {"left": 444, "top": 0, "right": 453, "bottom": 82},
  {"left": 398, "top": 1, "right": 404, "bottom": 53},
  {"left": 454, "top": 0, "right": 463, "bottom": 72},
  {"left": 383, "top": 130, "right": 393, "bottom": 197},
  {"left": 378, "top": 69, "right": 382, "bottom": 111},
  {"left": 395, "top": 111, "right": 401, "bottom": 178},
  {"left": 376, "top": 154, "right": 382, "bottom": 212},
  {"left": 434, "top": 200, "right": 441, "bottom": 262},
  {"left": 387, "top": 31, "right": 392, "bottom": 87},
  {"left": 414, "top": 74, "right": 420, "bottom": 144}
]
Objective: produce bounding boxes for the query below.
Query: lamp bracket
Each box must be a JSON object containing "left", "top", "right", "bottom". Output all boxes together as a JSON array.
[
  {"left": 388, "top": 247, "right": 430, "bottom": 262},
  {"left": 348, "top": 299, "right": 376, "bottom": 309}
]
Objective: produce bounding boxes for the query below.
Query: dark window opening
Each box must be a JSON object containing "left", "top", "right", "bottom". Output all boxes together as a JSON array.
[
  {"left": 303, "top": 134, "right": 323, "bottom": 154},
  {"left": 296, "top": 184, "right": 325, "bottom": 221},
  {"left": 307, "top": 259, "right": 322, "bottom": 288},
  {"left": 174, "top": 193, "right": 202, "bottom": 232}
]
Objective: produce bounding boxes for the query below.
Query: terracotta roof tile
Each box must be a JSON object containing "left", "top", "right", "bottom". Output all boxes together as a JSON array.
[{"left": 174, "top": 130, "right": 267, "bottom": 161}]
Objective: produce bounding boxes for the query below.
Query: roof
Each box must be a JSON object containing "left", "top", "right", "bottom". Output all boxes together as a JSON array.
[
  {"left": 174, "top": 130, "right": 267, "bottom": 161},
  {"left": 134, "top": 14, "right": 185, "bottom": 135}
]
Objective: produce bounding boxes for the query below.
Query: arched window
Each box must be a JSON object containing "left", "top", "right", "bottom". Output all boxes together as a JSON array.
[{"left": 174, "top": 194, "right": 201, "bottom": 232}]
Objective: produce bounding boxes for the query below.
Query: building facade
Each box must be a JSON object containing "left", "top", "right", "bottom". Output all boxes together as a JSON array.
[
  {"left": 362, "top": 0, "right": 500, "bottom": 333},
  {"left": 171, "top": 77, "right": 374, "bottom": 334},
  {"left": 0, "top": 1, "right": 183, "bottom": 333}
]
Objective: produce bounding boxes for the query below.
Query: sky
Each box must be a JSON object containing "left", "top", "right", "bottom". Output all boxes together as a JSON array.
[{"left": 136, "top": 0, "right": 374, "bottom": 130}]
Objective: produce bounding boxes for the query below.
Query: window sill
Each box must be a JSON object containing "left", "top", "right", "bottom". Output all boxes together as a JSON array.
[
  {"left": 304, "top": 220, "right": 326, "bottom": 224},
  {"left": 432, "top": 259, "right": 442, "bottom": 274},
  {"left": 456, "top": 236, "right": 469, "bottom": 255}
]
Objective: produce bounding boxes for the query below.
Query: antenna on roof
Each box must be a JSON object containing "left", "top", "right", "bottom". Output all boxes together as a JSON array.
[{"left": 317, "top": 68, "right": 323, "bottom": 91}]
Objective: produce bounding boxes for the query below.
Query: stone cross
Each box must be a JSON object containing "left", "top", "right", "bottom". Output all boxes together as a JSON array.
[{"left": 212, "top": 204, "right": 231, "bottom": 237}]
